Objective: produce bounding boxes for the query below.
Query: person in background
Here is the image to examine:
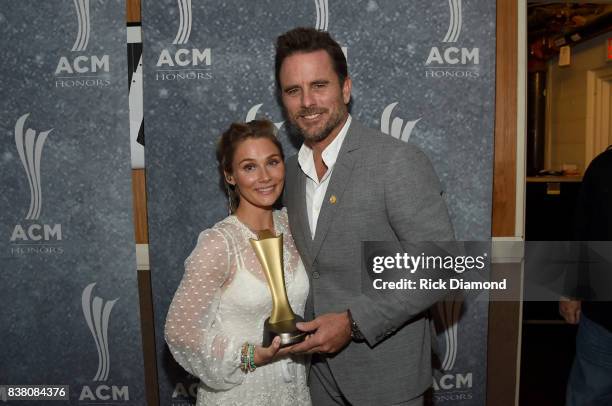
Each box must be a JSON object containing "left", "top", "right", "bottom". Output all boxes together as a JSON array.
[{"left": 559, "top": 146, "right": 612, "bottom": 406}]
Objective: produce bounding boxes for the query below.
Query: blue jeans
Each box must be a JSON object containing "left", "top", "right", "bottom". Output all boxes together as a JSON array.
[{"left": 566, "top": 315, "right": 612, "bottom": 406}]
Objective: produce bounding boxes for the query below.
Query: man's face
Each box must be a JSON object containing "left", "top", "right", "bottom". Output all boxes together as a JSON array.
[{"left": 279, "top": 50, "right": 351, "bottom": 144}]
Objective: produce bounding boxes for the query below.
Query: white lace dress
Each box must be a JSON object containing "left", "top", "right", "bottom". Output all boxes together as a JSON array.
[{"left": 165, "top": 209, "right": 311, "bottom": 406}]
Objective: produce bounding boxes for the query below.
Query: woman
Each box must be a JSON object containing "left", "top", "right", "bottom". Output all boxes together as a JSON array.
[{"left": 165, "top": 120, "right": 311, "bottom": 405}]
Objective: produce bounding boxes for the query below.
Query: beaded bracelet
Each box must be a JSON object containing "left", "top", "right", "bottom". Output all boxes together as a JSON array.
[
  {"left": 240, "top": 343, "right": 257, "bottom": 373},
  {"left": 240, "top": 343, "right": 249, "bottom": 372},
  {"left": 248, "top": 344, "right": 256, "bottom": 371}
]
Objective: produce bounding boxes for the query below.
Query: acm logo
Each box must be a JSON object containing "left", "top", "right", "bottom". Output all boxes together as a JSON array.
[
  {"left": 380, "top": 102, "right": 421, "bottom": 142},
  {"left": 54, "top": 0, "right": 111, "bottom": 88},
  {"left": 245, "top": 104, "right": 284, "bottom": 129},
  {"left": 425, "top": 0, "right": 480, "bottom": 79},
  {"left": 432, "top": 294, "right": 474, "bottom": 401},
  {"left": 155, "top": 0, "right": 212, "bottom": 81},
  {"left": 172, "top": 381, "right": 198, "bottom": 401},
  {"left": 9, "top": 114, "right": 63, "bottom": 255},
  {"left": 314, "top": 0, "right": 329, "bottom": 31},
  {"left": 79, "top": 283, "right": 129, "bottom": 402},
  {"left": 313, "top": 0, "right": 348, "bottom": 58}
]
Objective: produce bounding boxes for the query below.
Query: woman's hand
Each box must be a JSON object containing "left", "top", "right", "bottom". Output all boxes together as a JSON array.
[{"left": 253, "top": 336, "right": 282, "bottom": 366}]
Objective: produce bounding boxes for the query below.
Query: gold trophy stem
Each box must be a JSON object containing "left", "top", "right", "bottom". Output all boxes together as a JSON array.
[
  {"left": 249, "top": 234, "right": 295, "bottom": 323},
  {"left": 250, "top": 230, "right": 306, "bottom": 347}
]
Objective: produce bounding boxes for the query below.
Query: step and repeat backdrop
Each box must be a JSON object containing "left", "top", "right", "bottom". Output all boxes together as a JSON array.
[
  {"left": 0, "top": 1, "right": 145, "bottom": 404},
  {"left": 1, "top": 1, "right": 496, "bottom": 404},
  {"left": 142, "top": 1, "right": 495, "bottom": 406}
]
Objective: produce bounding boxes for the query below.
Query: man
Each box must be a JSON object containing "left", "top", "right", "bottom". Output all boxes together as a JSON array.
[
  {"left": 559, "top": 146, "right": 612, "bottom": 406},
  {"left": 276, "top": 27, "right": 454, "bottom": 405}
]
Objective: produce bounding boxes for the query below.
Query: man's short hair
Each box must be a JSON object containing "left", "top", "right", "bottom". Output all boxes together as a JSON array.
[{"left": 275, "top": 27, "right": 348, "bottom": 90}]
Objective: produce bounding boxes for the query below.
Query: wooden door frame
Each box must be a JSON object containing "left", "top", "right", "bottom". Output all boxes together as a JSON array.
[
  {"left": 586, "top": 66, "right": 612, "bottom": 166},
  {"left": 488, "top": 1, "right": 525, "bottom": 406}
]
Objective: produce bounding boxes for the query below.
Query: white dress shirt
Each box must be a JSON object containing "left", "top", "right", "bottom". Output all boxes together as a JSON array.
[{"left": 297, "top": 115, "right": 352, "bottom": 239}]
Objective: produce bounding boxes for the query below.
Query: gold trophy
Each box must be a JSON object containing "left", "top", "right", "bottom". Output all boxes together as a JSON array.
[{"left": 250, "top": 230, "right": 306, "bottom": 347}]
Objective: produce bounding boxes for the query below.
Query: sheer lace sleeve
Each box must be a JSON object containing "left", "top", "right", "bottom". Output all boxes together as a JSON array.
[{"left": 165, "top": 228, "right": 245, "bottom": 390}]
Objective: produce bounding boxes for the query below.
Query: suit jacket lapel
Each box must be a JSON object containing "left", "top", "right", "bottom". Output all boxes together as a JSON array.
[
  {"left": 292, "top": 163, "right": 314, "bottom": 265},
  {"left": 310, "top": 121, "right": 363, "bottom": 261}
]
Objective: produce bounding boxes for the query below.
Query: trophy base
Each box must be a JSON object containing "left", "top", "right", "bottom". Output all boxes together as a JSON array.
[{"left": 263, "top": 316, "right": 306, "bottom": 347}]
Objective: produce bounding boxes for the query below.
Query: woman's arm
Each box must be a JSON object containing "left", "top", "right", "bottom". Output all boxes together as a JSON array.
[{"left": 165, "top": 228, "right": 245, "bottom": 390}]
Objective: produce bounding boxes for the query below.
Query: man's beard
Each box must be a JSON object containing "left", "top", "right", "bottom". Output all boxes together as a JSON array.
[{"left": 290, "top": 106, "right": 346, "bottom": 144}]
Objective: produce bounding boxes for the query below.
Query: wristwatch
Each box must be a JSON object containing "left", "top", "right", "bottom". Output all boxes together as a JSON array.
[{"left": 347, "top": 309, "right": 365, "bottom": 342}]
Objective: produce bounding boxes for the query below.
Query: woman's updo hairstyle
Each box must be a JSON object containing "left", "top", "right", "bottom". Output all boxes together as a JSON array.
[{"left": 216, "top": 119, "right": 284, "bottom": 213}]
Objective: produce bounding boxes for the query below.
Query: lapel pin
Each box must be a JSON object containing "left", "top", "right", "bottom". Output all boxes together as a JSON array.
[{"left": 329, "top": 195, "right": 337, "bottom": 204}]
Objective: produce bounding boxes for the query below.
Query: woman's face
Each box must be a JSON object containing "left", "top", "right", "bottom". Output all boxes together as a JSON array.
[{"left": 227, "top": 137, "right": 285, "bottom": 212}]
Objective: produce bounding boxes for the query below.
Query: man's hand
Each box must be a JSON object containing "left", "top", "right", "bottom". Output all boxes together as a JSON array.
[
  {"left": 286, "top": 312, "right": 352, "bottom": 355},
  {"left": 559, "top": 298, "right": 581, "bottom": 324}
]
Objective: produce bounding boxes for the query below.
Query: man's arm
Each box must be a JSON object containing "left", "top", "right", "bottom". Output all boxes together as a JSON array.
[
  {"left": 289, "top": 143, "right": 454, "bottom": 353},
  {"left": 347, "top": 144, "right": 455, "bottom": 346}
]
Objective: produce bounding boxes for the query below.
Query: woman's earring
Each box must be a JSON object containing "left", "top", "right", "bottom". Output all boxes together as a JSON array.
[{"left": 225, "top": 184, "right": 234, "bottom": 215}]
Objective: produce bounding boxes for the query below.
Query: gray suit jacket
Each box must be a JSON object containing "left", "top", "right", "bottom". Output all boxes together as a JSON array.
[{"left": 285, "top": 120, "right": 454, "bottom": 405}]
